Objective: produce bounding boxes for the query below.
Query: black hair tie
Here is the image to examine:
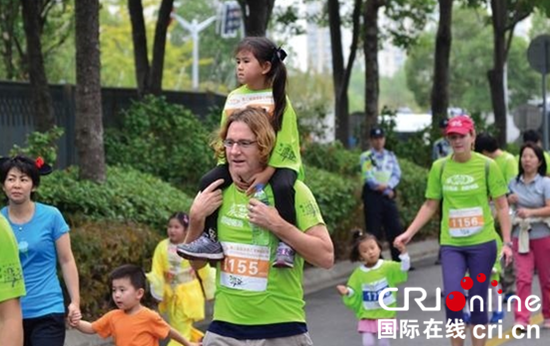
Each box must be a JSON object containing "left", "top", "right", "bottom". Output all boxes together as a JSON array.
[{"left": 271, "top": 46, "right": 287, "bottom": 63}]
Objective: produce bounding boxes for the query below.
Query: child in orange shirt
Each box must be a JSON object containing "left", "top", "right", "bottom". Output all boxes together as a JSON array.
[{"left": 72, "top": 264, "right": 200, "bottom": 346}]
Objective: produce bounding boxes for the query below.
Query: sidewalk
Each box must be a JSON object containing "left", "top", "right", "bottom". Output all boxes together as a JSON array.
[{"left": 64, "top": 238, "right": 440, "bottom": 346}]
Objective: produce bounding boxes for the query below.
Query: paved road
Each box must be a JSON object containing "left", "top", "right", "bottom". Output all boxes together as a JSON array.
[
  {"left": 65, "top": 240, "right": 548, "bottom": 346},
  {"left": 306, "top": 257, "right": 549, "bottom": 346}
]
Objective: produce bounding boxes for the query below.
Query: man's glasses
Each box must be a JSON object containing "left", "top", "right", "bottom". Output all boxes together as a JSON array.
[{"left": 223, "top": 139, "right": 257, "bottom": 149}]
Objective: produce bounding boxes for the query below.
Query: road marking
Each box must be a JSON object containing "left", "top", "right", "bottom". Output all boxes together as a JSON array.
[{"left": 486, "top": 313, "right": 543, "bottom": 346}]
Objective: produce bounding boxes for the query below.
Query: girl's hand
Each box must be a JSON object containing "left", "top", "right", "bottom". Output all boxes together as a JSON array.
[
  {"left": 516, "top": 208, "right": 531, "bottom": 219},
  {"left": 67, "top": 303, "right": 81, "bottom": 327},
  {"left": 394, "top": 241, "right": 407, "bottom": 254},
  {"left": 245, "top": 167, "right": 275, "bottom": 195},
  {"left": 164, "top": 271, "right": 174, "bottom": 282},
  {"left": 234, "top": 175, "right": 251, "bottom": 191},
  {"left": 336, "top": 285, "right": 349, "bottom": 296}
]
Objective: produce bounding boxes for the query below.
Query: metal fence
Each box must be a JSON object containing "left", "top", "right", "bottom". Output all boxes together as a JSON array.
[{"left": 0, "top": 81, "right": 226, "bottom": 168}]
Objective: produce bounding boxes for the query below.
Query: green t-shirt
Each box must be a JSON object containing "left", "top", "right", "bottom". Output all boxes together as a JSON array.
[
  {"left": 0, "top": 215, "right": 25, "bottom": 302},
  {"left": 427, "top": 153, "right": 507, "bottom": 246},
  {"left": 342, "top": 261, "right": 407, "bottom": 319},
  {"left": 212, "top": 181, "right": 324, "bottom": 325},
  {"left": 220, "top": 85, "right": 304, "bottom": 180},
  {"left": 494, "top": 151, "right": 518, "bottom": 185}
]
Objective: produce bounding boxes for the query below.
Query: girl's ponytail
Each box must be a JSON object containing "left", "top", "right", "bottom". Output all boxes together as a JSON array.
[{"left": 270, "top": 47, "right": 287, "bottom": 132}]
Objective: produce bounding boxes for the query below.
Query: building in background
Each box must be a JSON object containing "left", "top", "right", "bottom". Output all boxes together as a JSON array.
[{"left": 306, "top": 2, "right": 332, "bottom": 74}]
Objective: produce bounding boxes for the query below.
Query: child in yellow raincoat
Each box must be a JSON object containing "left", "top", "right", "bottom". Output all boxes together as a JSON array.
[{"left": 147, "top": 212, "right": 215, "bottom": 344}]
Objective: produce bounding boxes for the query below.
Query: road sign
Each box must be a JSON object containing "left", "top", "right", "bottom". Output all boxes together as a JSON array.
[
  {"left": 527, "top": 34, "right": 550, "bottom": 150},
  {"left": 512, "top": 104, "right": 542, "bottom": 131},
  {"left": 220, "top": 1, "right": 242, "bottom": 38},
  {"left": 527, "top": 35, "right": 550, "bottom": 75}
]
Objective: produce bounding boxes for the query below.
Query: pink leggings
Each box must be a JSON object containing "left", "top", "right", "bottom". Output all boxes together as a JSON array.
[{"left": 512, "top": 236, "right": 550, "bottom": 325}]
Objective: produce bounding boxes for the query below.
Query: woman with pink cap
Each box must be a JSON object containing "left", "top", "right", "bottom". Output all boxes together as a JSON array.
[{"left": 394, "top": 115, "right": 513, "bottom": 346}]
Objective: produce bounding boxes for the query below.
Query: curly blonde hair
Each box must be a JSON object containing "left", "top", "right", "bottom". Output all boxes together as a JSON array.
[{"left": 213, "top": 107, "right": 276, "bottom": 166}]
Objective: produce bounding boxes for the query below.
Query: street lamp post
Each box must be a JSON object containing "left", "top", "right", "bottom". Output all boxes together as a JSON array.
[{"left": 170, "top": 13, "right": 216, "bottom": 91}]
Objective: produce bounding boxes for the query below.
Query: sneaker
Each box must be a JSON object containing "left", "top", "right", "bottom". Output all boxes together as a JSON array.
[
  {"left": 490, "top": 310, "right": 505, "bottom": 324},
  {"left": 503, "top": 292, "right": 516, "bottom": 302},
  {"left": 513, "top": 324, "right": 527, "bottom": 334},
  {"left": 272, "top": 242, "right": 295, "bottom": 268},
  {"left": 543, "top": 319, "right": 550, "bottom": 329},
  {"left": 176, "top": 234, "right": 224, "bottom": 260},
  {"left": 462, "top": 313, "right": 471, "bottom": 324}
]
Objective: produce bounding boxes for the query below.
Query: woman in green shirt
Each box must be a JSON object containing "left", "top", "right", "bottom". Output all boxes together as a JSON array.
[{"left": 395, "top": 115, "right": 512, "bottom": 346}]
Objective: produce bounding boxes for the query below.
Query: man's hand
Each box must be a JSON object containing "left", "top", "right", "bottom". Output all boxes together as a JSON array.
[
  {"left": 190, "top": 179, "right": 224, "bottom": 219},
  {"left": 248, "top": 198, "right": 281, "bottom": 232}
]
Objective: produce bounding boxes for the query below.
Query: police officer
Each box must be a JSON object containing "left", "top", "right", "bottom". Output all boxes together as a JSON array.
[{"left": 360, "top": 127, "right": 404, "bottom": 261}]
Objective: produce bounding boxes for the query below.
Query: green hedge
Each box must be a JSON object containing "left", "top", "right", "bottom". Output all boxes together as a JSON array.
[
  {"left": 304, "top": 166, "right": 360, "bottom": 235},
  {"left": 397, "top": 159, "right": 439, "bottom": 238},
  {"left": 69, "top": 221, "right": 162, "bottom": 320},
  {"left": 37, "top": 166, "right": 193, "bottom": 232},
  {"left": 302, "top": 142, "right": 360, "bottom": 176},
  {"left": 104, "top": 96, "right": 216, "bottom": 194},
  {"left": 303, "top": 141, "right": 440, "bottom": 241}
]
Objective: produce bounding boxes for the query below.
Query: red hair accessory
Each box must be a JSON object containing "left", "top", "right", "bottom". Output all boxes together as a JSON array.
[{"left": 35, "top": 157, "right": 45, "bottom": 169}]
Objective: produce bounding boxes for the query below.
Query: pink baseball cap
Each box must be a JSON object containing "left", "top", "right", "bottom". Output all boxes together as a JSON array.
[{"left": 446, "top": 115, "right": 474, "bottom": 135}]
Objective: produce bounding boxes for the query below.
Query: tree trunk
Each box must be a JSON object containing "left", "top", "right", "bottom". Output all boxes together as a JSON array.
[
  {"left": 128, "top": 0, "right": 150, "bottom": 96},
  {"left": 0, "top": 1, "right": 21, "bottom": 80},
  {"left": 329, "top": 0, "right": 361, "bottom": 148},
  {"left": 328, "top": 0, "right": 347, "bottom": 146},
  {"left": 238, "top": 0, "right": 275, "bottom": 36},
  {"left": 489, "top": 0, "right": 507, "bottom": 147},
  {"left": 21, "top": 0, "right": 55, "bottom": 132},
  {"left": 74, "top": 0, "right": 106, "bottom": 182},
  {"left": 363, "top": 0, "right": 380, "bottom": 150},
  {"left": 430, "top": 0, "right": 453, "bottom": 135},
  {"left": 149, "top": 0, "right": 174, "bottom": 95}
]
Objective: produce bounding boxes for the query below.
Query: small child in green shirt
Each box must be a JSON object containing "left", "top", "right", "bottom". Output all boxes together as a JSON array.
[{"left": 337, "top": 231, "right": 410, "bottom": 346}]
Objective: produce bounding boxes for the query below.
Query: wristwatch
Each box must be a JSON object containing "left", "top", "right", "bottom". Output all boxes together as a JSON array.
[{"left": 504, "top": 241, "right": 513, "bottom": 248}]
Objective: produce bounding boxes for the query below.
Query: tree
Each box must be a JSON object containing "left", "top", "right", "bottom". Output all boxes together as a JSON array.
[
  {"left": 128, "top": 0, "right": 174, "bottom": 96},
  {"left": 21, "top": 0, "right": 54, "bottom": 132},
  {"left": 361, "top": 0, "right": 435, "bottom": 150},
  {"left": 237, "top": 0, "right": 275, "bottom": 36},
  {"left": 74, "top": 0, "right": 106, "bottom": 182},
  {"left": 362, "top": 0, "right": 383, "bottom": 150},
  {"left": 328, "top": 0, "right": 361, "bottom": 147},
  {"left": 0, "top": 1, "right": 23, "bottom": 80},
  {"left": 1, "top": 0, "right": 73, "bottom": 82},
  {"left": 465, "top": 0, "right": 550, "bottom": 146},
  {"left": 405, "top": 7, "right": 539, "bottom": 117},
  {"left": 430, "top": 0, "right": 453, "bottom": 135}
]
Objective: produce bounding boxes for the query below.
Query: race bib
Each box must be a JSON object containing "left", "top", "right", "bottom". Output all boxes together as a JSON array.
[
  {"left": 362, "top": 278, "right": 395, "bottom": 310},
  {"left": 448, "top": 207, "right": 484, "bottom": 237},
  {"left": 220, "top": 242, "right": 270, "bottom": 292}
]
